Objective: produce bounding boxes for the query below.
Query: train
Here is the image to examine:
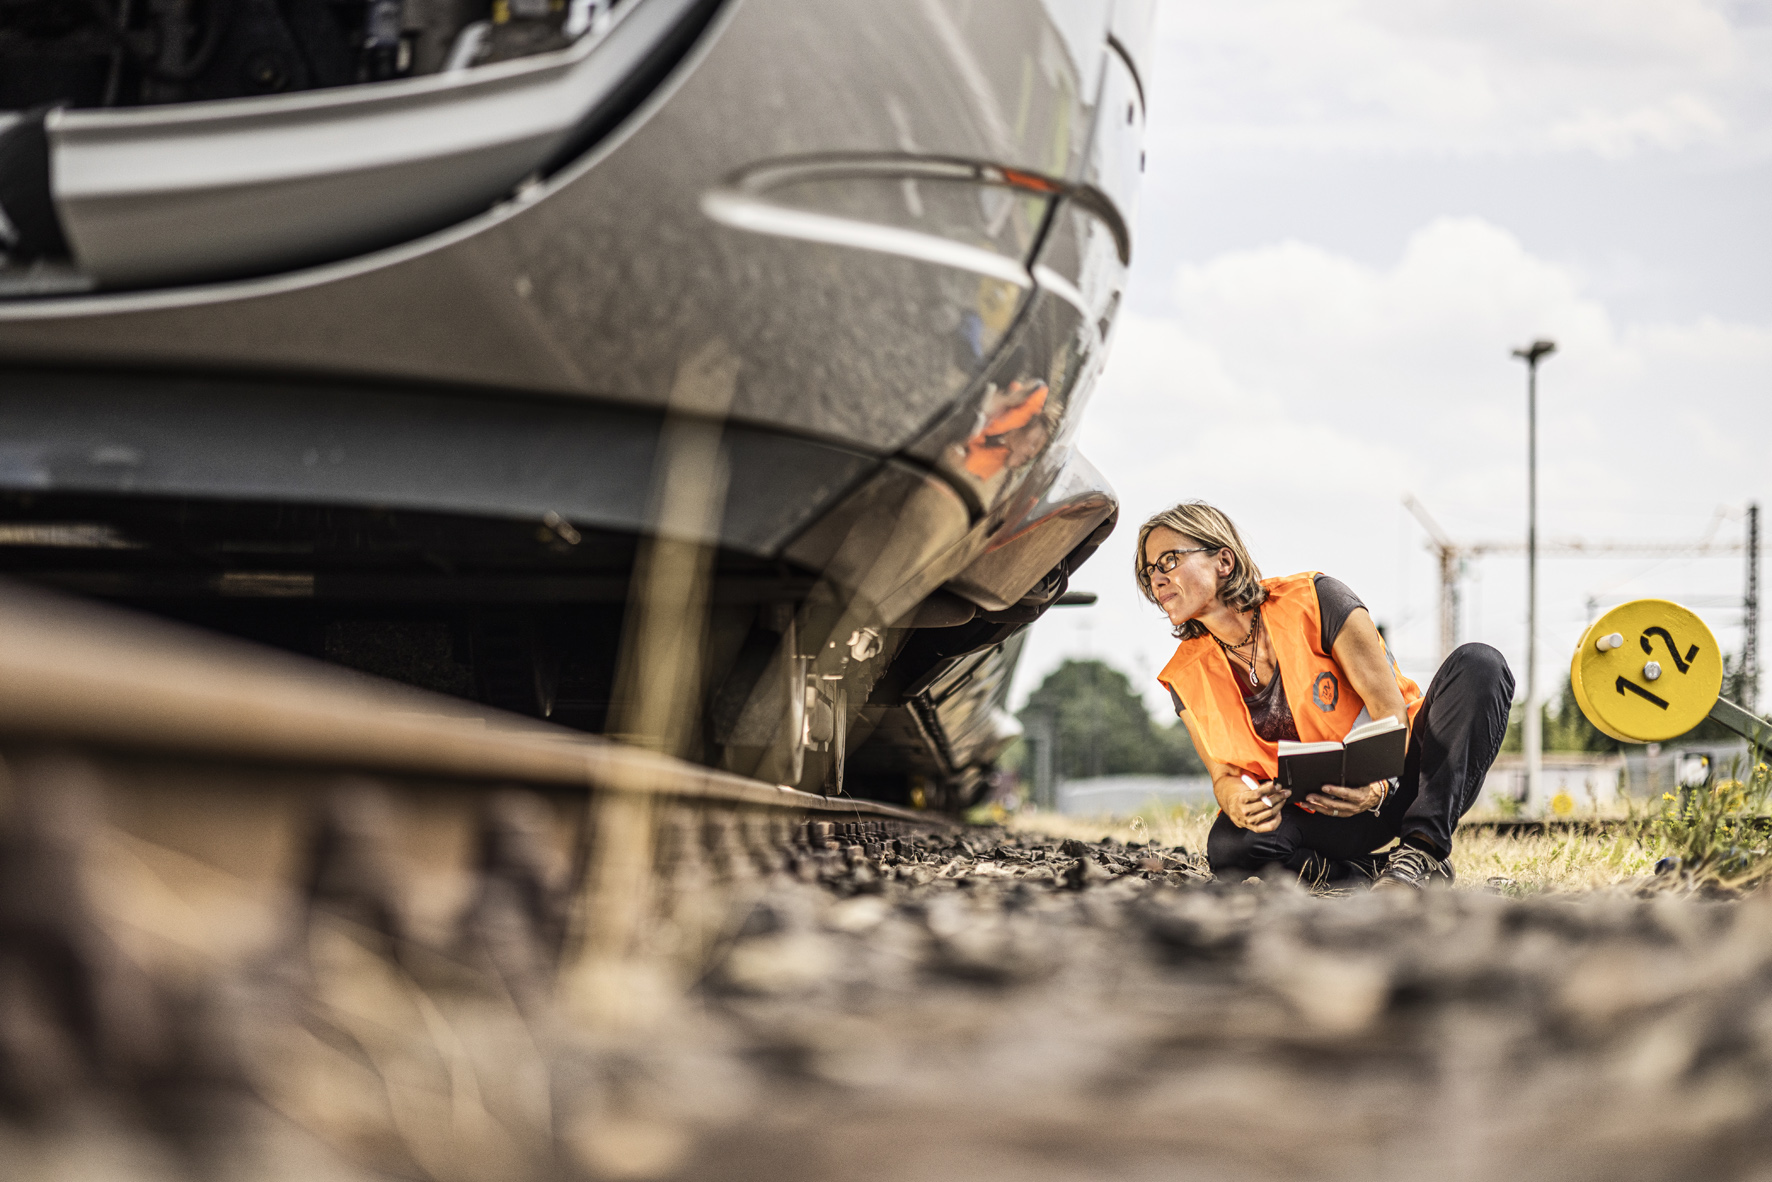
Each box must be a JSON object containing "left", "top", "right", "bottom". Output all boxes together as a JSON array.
[{"left": 0, "top": 0, "right": 1149, "bottom": 809}]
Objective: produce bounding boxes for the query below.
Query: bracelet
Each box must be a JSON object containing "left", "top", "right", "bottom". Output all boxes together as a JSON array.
[{"left": 1371, "top": 777, "right": 1397, "bottom": 816}]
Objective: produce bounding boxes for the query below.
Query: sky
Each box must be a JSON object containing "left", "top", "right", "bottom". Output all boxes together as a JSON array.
[{"left": 1013, "top": 0, "right": 1772, "bottom": 719}]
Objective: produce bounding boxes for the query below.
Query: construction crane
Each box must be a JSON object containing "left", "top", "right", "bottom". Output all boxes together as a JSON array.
[{"left": 1402, "top": 495, "right": 1755, "bottom": 670}]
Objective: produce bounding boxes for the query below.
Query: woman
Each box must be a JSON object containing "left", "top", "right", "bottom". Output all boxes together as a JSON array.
[{"left": 1137, "top": 502, "right": 1514, "bottom": 888}]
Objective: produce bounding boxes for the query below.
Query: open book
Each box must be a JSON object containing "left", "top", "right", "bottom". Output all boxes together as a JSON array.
[{"left": 1275, "top": 716, "right": 1408, "bottom": 798}]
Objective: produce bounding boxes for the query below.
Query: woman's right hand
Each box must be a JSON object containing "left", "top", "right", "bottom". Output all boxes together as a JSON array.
[{"left": 1220, "top": 776, "right": 1288, "bottom": 832}]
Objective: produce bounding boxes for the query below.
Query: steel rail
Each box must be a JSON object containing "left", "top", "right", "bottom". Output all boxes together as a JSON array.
[{"left": 0, "top": 578, "right": 931, "bottom": 823}]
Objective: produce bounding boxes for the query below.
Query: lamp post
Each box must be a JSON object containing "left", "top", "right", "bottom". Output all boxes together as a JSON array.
[{"left": 1512, "top": 338, "right": 1556, "bottom": 812}]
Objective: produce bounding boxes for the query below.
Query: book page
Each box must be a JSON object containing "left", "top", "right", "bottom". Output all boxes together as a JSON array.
[
  {"left": 1343, "top": 715, "right": 1404, "bottom": 745},
  {"left": 1276, "top": 739, "right": 1343, "bottom": 756}
]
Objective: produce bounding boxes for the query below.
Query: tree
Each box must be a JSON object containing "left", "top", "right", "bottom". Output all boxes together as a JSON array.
[
  {"left": 1017, "top": 659, "right": 1204, "bottom": 779},
  {"left": 1547, "top": 671, "right": 1621, "bottom": 752}
]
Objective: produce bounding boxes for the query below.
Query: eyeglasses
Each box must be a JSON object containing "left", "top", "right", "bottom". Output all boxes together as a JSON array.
[{"left": 1139, "top": 546, "right": 1214, "bottom": 583}]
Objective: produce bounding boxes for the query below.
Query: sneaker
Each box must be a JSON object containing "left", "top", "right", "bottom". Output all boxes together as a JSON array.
[{"left": 1371, "top": 844, "right": 1454, "bottom": 891}]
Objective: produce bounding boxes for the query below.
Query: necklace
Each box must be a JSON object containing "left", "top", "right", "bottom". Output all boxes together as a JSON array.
[{"left": 1215, "top": 608, "right": 1263, "bottom": 689}]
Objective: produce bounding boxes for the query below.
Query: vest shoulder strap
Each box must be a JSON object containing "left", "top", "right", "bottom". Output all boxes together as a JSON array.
[{"left": 1260, "top": 571, "right": 1324, "bottom": 654}]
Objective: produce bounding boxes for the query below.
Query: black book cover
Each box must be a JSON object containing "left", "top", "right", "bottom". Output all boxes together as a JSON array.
[
  {"left": 1276, "top": 742, "right": 1345, "bottom": 797},
  {"left": 1342, "top": 721, "right": 1409, "bottom": 786}
]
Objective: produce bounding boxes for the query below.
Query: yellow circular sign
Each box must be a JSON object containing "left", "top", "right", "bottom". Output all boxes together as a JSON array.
[{"left": 1570, "top": 599, "right": 1722, "bottom": 743}]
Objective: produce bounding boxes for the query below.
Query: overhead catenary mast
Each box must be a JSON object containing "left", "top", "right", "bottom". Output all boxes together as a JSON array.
[
  {"left": 1404, "top": 495, "right": 1753, "bottom": 711},
  {"left": 1402, "top": 494, "right": 1463, "bottom": 665},
  {"left": 1746, "top": 502, "right": 1760, "bottom": 711}
]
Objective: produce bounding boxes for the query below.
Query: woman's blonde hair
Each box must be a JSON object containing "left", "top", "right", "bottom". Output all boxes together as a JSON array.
[{"left": 1133, "top": 501, "right": 1266, "bottom": 639}]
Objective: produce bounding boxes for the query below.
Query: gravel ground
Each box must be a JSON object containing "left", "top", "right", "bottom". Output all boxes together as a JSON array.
[
  {"left": 9, "top": 803, "right": 1772, "bottom": 1182},
  {"left": 662, "top": 827, "right": 1772, "bottom": 1182}
]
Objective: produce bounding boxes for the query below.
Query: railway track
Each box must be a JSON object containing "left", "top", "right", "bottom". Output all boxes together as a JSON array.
[
  {"left": 0, "top": 577, "right": 935, "bottom": 823},
  {"left": 1458, "top": 817, "right": 1641, "bottom": 834},
  {"left": 1460, "top": 816, "right": 1772, "bottom": 835}
]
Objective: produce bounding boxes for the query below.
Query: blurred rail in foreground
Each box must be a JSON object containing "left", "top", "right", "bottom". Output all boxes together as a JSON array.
[{"left": 0, "top": 581, "right": 942, "bottom": 1179}]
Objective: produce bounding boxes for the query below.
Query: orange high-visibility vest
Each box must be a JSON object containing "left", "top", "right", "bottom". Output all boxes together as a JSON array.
[{"left": 1157, "top": 572, "right": 1423, "bottom": 781}]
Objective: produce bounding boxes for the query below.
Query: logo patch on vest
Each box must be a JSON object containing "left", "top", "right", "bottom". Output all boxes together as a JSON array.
[{"left": 1311, "top": 671, "right": 1340, "bottom": 712}]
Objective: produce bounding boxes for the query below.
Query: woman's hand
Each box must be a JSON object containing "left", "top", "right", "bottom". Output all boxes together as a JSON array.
[
  {"left": 1303, "top": 781, "right": 1387, "bottom": 818},
  {"left": 1221, "top": 777, "right": 1289, "bottom": 832}
]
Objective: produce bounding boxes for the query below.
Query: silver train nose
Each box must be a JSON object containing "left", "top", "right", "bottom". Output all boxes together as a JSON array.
[{"left": 0, "top": 0, "right": 1152, "bottom": 810}]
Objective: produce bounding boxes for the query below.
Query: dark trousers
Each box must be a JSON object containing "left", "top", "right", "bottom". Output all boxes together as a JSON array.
[{"left": 1207, "top": 643, "right": 1515, "bottom": 875}]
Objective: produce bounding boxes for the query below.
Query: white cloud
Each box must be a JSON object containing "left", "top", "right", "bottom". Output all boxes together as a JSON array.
[
  {"left": 1548, "top": 92, "right": 1729, "bottom": 157},
  {"left": 1154, "top": 0, "right": 1769, "bottom": 159},
  {"left": 1017, "top": 217, "right": 1772, "bottom": 717}
]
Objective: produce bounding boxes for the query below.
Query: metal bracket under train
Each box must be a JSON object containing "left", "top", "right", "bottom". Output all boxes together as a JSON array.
[{"left": 0, "top": 0, "right": 1152, "bottom": 809}]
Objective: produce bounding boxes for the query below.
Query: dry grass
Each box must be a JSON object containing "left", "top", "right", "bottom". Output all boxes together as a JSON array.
[
  {"left": 1000, "top": 802, "right": 1217, "bottom": 856},
  {"left": 1450, "top": 826, "right": 1660, "bottom": 894},
  {"left": 1003, "top": 803, "right": 1672, "bottom": 895}
]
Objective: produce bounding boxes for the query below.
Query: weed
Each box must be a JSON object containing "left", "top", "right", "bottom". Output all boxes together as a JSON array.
[{"left": 1640, "top": 754, "right": 1772, "bottom": 890}]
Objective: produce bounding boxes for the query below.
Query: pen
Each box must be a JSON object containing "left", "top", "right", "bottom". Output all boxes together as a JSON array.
[{"left": 1242, "top": 774, "right": 1272, "bottom": 809}]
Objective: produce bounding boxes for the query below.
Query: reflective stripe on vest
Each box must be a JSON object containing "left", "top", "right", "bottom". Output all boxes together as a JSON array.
[{"left": 1156, "top": 572, "right": 1423, "bottom": 781}]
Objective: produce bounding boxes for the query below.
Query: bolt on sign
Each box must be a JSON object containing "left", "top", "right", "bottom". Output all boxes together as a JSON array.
[{"left": 1571, "top": 600, "right": 1724, "bottom": 744}]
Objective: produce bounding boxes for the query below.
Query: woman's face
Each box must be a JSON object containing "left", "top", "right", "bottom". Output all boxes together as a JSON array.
[{"left": 1144, "top": 525, "right": 1234, "bottom": 628}]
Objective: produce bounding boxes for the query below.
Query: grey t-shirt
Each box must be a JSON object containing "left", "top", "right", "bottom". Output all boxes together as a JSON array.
[{"left": 1166, "top": 575, "right": 1366, "bottom": 744}]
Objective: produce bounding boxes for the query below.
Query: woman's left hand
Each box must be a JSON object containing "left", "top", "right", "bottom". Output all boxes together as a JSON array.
[{"left": 1304, "top": 781, "right": 1387, "bottom": 817}]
